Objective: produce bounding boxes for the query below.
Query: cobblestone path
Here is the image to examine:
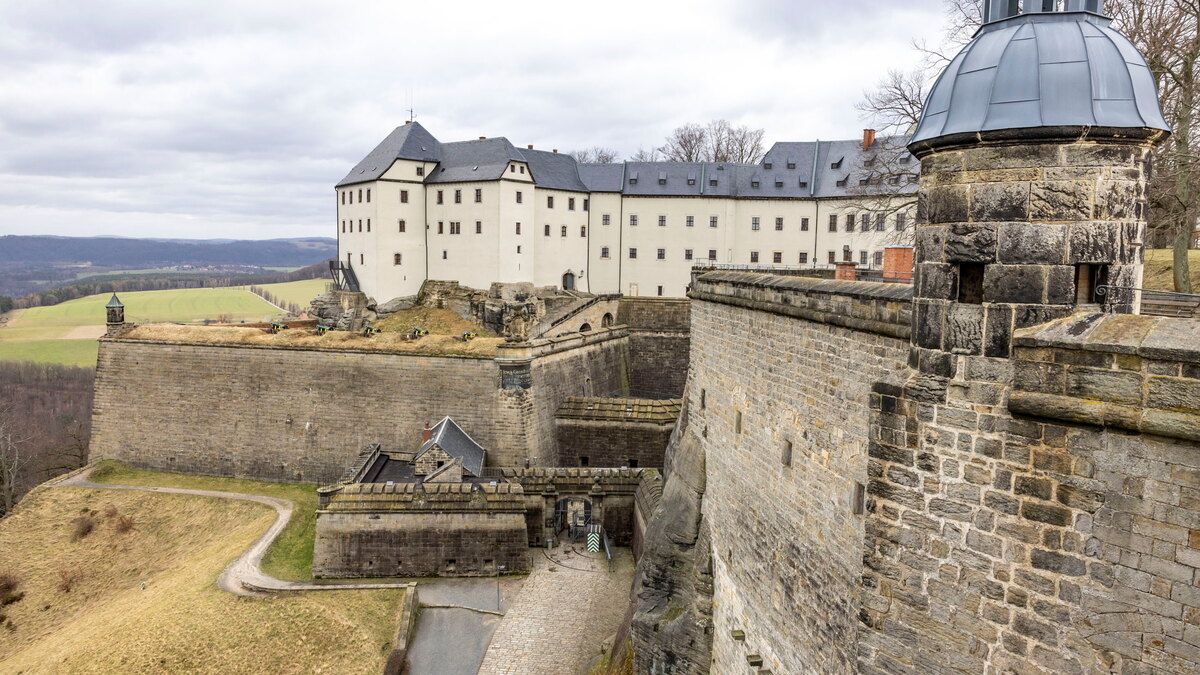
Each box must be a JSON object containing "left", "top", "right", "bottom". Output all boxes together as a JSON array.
[{"left": 477, "top": 543, "right": 635, "bottom": 675}]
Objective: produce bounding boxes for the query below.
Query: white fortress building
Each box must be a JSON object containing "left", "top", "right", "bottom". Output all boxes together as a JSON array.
[{"left": 335, "top": 121, "right": 917, "bottom": 301}]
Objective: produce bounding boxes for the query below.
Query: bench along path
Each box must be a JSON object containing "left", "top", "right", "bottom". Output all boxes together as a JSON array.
[{"left": 54, "top": 465, "right": 412, "bottom": 596}]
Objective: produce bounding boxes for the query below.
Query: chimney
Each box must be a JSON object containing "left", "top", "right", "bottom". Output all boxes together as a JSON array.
[
  {"left": 405, "top": 120, "right": 411, "bottom": 125},
  {"left": 862, "top": 129, "right": 877, "bottom": 150},
  {"left": 552, "top": 149, "right": 558, "bottom": 153},
  {"left": 479, "top": 136, "right": 486, "bottom": 140},
  {"left": 527, "top": 144, "right": 534, "bottom": 150},
  {"left": 422, "top": 421, "right": 432, "bottom": 442}
]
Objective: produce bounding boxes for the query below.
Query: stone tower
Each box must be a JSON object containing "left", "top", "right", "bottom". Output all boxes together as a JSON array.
[
  {"left": 906, "top": 0, "right": 1170, "bottom": 369},
  {"left": 105, "top": 293, "right": 125, "bottom": 337}
]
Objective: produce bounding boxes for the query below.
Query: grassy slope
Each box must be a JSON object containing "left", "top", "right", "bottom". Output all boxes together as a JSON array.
[
  {"left": 0, "top": 486, "right": 401, "bottom": 674},
  {"left": 237, "top": 278, "right": 330, "bottom": 307},
  {"left": 89, "top": 461, "right": 316, "bottom": 582},
  {"left": 1143, "top": 249, "right": 1200, "bottom": 292},
  {"left": 0, "top": 339, "right": 99, "bottom": 367}
]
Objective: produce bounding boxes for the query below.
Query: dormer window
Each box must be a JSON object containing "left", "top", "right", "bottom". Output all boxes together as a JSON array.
[
  {"left": 864, "top": 156, "right": 876, "bottom": 167},
  {"left": 751, "top": 179, "right": 760, "bottom": 188},
  {"left": 709, "top": 178, "right": 718, "bottom": 187},
  {"left": 687, "top": 171, "right": 696, "bottom": 185},
  {"left": 775, "top": 178, "right": 784, "bottom": 188},
  {"left": 629, "top": 170, "right": 639, "bottom": 185},
  {"left": 859, "top": 177, "right": 870, "bottom": 186},
  {"left": 764, "top": 162, "right": 772, "bottom": 170},
  {"left": 787, "top": 159, "right": 796, "bottom": 169},
  {"left": 836, "top": 176, "right": 848, "bottom": 187},
  {"left": 798, "top": 180, "right": 808, "bottom": 188},
  {"left": 831, "top": 157, "right": 843, "bottom": 170},
  {"left": 416, "top": 166, "right": 425, "bottom": 176},
  {"left": 658, "top": 171, "right": 667, "bottom": 185},
  {"left": 510, "top": 165, "right": 515, "bottom": 173}
]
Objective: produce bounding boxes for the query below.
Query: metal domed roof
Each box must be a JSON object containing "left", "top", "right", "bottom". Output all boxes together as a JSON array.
[
  {"left": 910, "top": 10, "right": 1170, "bottom": 148},
  {"left": 106, "top": 293, "right": 123, "bottom": 308}
]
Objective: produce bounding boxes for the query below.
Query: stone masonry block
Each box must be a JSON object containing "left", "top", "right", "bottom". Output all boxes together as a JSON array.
[
  {"left": 997, "top": 223, "right": 1067, "bottom": 265},
  {"left": 983, "top": 265, "right": 1046, "bottom": 304},
  {"left": 1147, "top": 377, "right": 1200, "bottom": 414},
  {"left": 944, "top": 303, "right": 984, "bottom": 356},
  {"left": 1096, "top": 181, "right": 1142, "bottom": 220},
  {"left": 1030, "top": 181, "right": 1093, "bottom": 222},
  {"left": 1065, "top": 368, "right": 1144, "bottom": 405},
  {"left": 926, "top": 185, "right": 970, "bottom": 224},
  {"left": 984, "top": 305, "right": 1015, "bottom": 358},
  {"left": 946, "top": 223, "right": 998, "bottom": 263},
  {"left": 1068, "top": 222, "right": 1123, "bottom": 264},
  {"left": 916, "top": 262, "right": 957, "bottom": 301},
  {"left": 915, "top": 225, "right": 947, "bottom": 263},
  {"left": 1045, "top": 266, "right": 1076, "bottom": 305},
  {"left": 971, "top": 182, "right": 1030, "bottom": 222},
  {"left": 913, "top": 300, "right": 947, "bottom": 350}
]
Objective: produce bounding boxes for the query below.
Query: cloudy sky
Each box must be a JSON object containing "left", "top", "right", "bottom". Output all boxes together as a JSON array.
[{"left": 0, "top": 0, "right": 948, "bottom": 241}]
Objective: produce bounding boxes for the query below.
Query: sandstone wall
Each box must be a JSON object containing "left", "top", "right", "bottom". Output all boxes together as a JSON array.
[
  {"left": 90, "top": 340, "right": 506, "bottom": 483},
  {"left": 687, "top": 272, "right": 911, "bottom": 673},
  {"left": 619, "top": 298, "right": 691, "bottom": 399}
]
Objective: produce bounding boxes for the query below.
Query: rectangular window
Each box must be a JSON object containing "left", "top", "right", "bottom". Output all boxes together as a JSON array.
[
  {"left": 366, "top": 189, "right": 371, "bottom": 203},
  {"left": 750, "top": 251, "right": 759, "bottom": 263},
  {"left": 341, "top": 221, "right": 345, "bottom": 233},
  {"left": 658, "top": 215, "right": 666, "bottom": 227},
  {"left": 437, "top": 190, "right": 444, "bottom": 204},
  {"left": 846, "top": 213, "right": 856, "bottom": 232},
  {"left": 583, "top": 198, "right": 589, "bottom": 211},
  {"left": 657, "top": 248, "right": 666, "bottom": 260},
  {"left": 515, "top": 222, "right": 521, "bottom": 235},
  {"left": 602, "top": 214, "right": 611, "bottom": 226},
  {"left": 442, "top": 250, "right": 447, "bottom": 259},
  {"left": 735, "top": 410, "right": 743, "bottom": 434},
  {"left": 358, "top": 219, "right": 362, "bottom": 232},
  {"left": 517, "top": 245, "right": 522, "bottom": 253},
  {"left": 400, "top": 189, "right": 408, "bottom": 204},
  {"left": 516, "top": 191, "right": 523, "bottom": 204},
  {"left": 657, "top": 286, "right": 663, "bottom": 297},
  {"left": 358, "top": 188, "right": 362, "bottom": 202},
  {"left": 399, "top": 220, "right": 406, "bottom": 233},
  {"left": 686, "top": 215, "right": 695, "bottom": 228},
  {"left": 561, "top": 225, "right": 567, "bottom": 237},
  {"left": 475, "top": 221, "right": 482, "bottom": 234},
  {"left": 685, "top": 249, "right": 694, "bottom": 260},
  {"left": 475, "top": 189, "right": 482, "bottom": 203},
  {"left": 709, "top": 216, "right": 718, "bottom": 228},
  {"left": 873, "top": 251, "right": 884, "bottom": 267},
  {"left": 860, "top": 250, "right": 868, "bottom": 265},
  {"left": 393, "top": 253, "right": 402, "bottom": 265},
  {"left": 568, "top": 197, "right": 575, "bottom": 211},
  {"left": 601, "top": 246, "right": 610, "bottom": 259},
  {"left": 438, "top": 221, "right": 444, "bottom": 234},
  {"left": 828, "top": 251, "right": 836, "bottom": 264},
  {"left": 454, "top": 189, "right": 461, "bottom": 204},
  {"left": 876, "top": 213, "right": 886, "bottom": 231},
  {"left": 544, "top": 224, "right": 551, "bottom": 236},
  {"left": 828, "top": 214, "right": 838, "bottom": 232},
  {"left": 360, "top": 253, "right": 364, "bottom": 265},
  {"left": 799, "top": 252, "right": 809, "bottom": 264},
  {"left": 510, "top": 165, "right": 515, "bottom": 173},
  {"left": 580, "top": 226, "right": 586, "bottom": 237},
  {"left": 773, "top": 251, "right": 782, "bottom": 264},
  {"left": 782, "top": 440, "right": 793, "bottom": 467},
  {"left": 547, "top": 196, "right": 554, "bottom": 208},
  {"left": 751, "top": 217, "right": 760, "bottom": 231},
  {"left": 520, "top": 166, "right": 525, "bottom": 174},
  {"left": 451, "top": 222, "right": 461, "bottom": 235},
  {"left": 708, "top": 249, "right": 718, "bottom": 261},
  {"left": 959, "top": 263, "right": 985, "bottom": 304},
  {"left": 416, "top": 166, "right": 425, "bottom": 176},
  {"left": 775, "top": 217, "right": 783, "bottom": 231},
  {"left": 801, "top": 217, "right": 810, "bottom": 231},
  {"left": 366, "top": 219, "right": 371, "bottom": 232},
  {"left": 629, "top": 247, "right": 638, "bottom": 259},
  {"left": 340, "top": 191, "right": 345, "bottom": 205},
  {"left": 896, "top": 213, "right": 907, "bottom": 231},
  {"left": 844, "top": 246, "right": 852, "bottom": 262},
  {"left": 862, "top": 216, "right": 870, "bottom": 233},
  {"left": 630, "top": 215, "right": 638, "bottom": 226}
]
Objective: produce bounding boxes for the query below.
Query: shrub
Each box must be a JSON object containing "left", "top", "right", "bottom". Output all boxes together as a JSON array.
[
  {"left": 70, "top": 514, "right": 96, "bottom": 541},
  {"left": 103, "top": 504, "right": 120, "bottom": 519},
  {"left": 1, "top": 592, "right": 25, "bottom": 607},
  {"left": 114, "top": 514, "right": 135, "bottom": 534},
  {"left": 57, "top": 569, "right": 83, "bottom": 593},
  {"left": 0, "top": 573, "right": 17, "bottom": 597}
]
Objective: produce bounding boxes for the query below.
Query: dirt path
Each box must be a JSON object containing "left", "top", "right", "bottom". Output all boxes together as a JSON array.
[{"left": 54, "top": 465, "right": 412, "bottom": 596}]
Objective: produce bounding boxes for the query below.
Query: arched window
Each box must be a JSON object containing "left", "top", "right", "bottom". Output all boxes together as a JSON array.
[
  {"left": 601, "top": 313, "right": 614, "bottom": 327},
  {"left": 579, "top": 323, "right": 591, "bottom": 332}
]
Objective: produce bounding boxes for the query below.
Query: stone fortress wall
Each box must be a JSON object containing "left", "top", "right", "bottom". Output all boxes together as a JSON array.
[{"left": 618, "top": 298, "right": 691, "bottom": 399}]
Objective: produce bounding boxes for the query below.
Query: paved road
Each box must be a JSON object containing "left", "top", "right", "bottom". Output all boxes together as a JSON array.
[
  {"left": 406, "top": 576, "right": 526, "bottom": 674},
  {"left": 54, "top": 465, "right": 412, "bottom": 596},
  {"left": 477, "top": 543, "right": 636, "bottom": 675}
]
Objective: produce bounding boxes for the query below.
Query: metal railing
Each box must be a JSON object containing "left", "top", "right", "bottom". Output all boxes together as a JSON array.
[
  {"left": 328, "top": 261, "right": 361, "bottom": 293},
  {"left": 1096, "top": 285, "right": 1200, "bottom": 318}
]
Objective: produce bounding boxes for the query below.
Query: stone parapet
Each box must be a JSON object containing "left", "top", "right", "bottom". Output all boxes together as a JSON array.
[
  {"left": 1010, "top": 313, "right": 1200, "bottom": 441},
  {"left": 318, "top": 481, "right": 526, "bottom": 513},
  {"left": 689, "top": 270, "right": 912, "bottom": 339}
]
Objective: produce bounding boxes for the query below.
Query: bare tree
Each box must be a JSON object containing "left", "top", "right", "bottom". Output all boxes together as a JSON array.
[
  {"left": 568, "top": 146, "right": 621, "bottom": 164},
  {"left": 657, "top": 123, "right": 708, "bottom": 162},
  {"left": 0, "top": 403, "right": 30, "bottom": 517},
  {"left": 629, "top": 147, "right": 662, "bottom": 162},
  {"left": 716, "top": 121, "right": 766, "bottom": 164}
]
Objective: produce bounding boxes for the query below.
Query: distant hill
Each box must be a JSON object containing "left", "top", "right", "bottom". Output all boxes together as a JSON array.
[
  {"left": 0, "top": 235, "right": 337, "bottom": 298},
  {"left": 0, "top": 235, "right": 336, "bottom": 267}
]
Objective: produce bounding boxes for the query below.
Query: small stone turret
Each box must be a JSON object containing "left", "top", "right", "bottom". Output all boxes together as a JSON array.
[
  {"left": 105, "top": 294, "right": 126, "bottom": 337},
  {"left": 907, "top": 1, "right": 1170, "bottom": 370}
]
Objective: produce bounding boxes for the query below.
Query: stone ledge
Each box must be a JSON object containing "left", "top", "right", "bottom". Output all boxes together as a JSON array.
[
  {"left": 1008, "top": 391, "right": 1200, "bottom": 443},
  {"left": 690, "top": 271, "right": 912, "bottom": 340},
  {"left": 1013, "top": 313, "right": 1200, "bottom": 363}
]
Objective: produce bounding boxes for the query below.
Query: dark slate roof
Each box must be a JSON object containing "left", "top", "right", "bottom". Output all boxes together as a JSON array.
[
  {"left": 911, "top": 10, "right": 1170, "bottom": 146},
  {"left": 556, "top": 397, "right": 682, "bottom": 423},
  {"left": 522, "top": 149, "right": 590, "bottom": 192},
  {"left": 578, "top": 163, "right": 625, "bottom": 192},
  {"left": 336, "top": 122, "right": 440, "bottom": 187},
  {"left": 416, "top": 416, "right": 486, "bottom": 477},
  {"left": 424, "top": 137, "right": 526, "bottom": 185}
]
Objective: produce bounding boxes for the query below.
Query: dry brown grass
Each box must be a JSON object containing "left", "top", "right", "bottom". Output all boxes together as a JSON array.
[
  {"left": 69, "top": 514, "right": 95, "bottom": 542},
  {"left": 56, "top": 569, "right": 82, "bottom": 593},
  {"left": 1143, "top": 249, "right": 1200, "bottom": 292},
  {"left": 0, "top": 487, "right": 404, "bottom": 674},
  {"left": 374, "top": 305, "right": 493, "bottom": 337},
  {"left": 120, "top": 323, "right": 503, "bottom": 357}
]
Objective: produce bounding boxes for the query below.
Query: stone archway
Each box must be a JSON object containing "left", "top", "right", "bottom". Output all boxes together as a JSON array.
[
  {"left": 562, "top": 272, "right": 576, "bottom": 291},
  {"left": 601, "top": 312, "right": 614, "bottom": 327}
]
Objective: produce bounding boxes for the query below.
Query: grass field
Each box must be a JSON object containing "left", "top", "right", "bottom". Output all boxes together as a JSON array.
[
  {"left": 237, "top": 278, "right": 330, "bottom": 308},
  {"left": 0, "top": 484, "right": 402, "bottom": 674},
  {"left": 0, "top": 287, "right": 283, "bottom": 366},
  {"left": 89, "top": 461, "right": 317, "bottom": 582},
  {"left": 1144, "top": 249, "right": 1200, "bottom": 292}
]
